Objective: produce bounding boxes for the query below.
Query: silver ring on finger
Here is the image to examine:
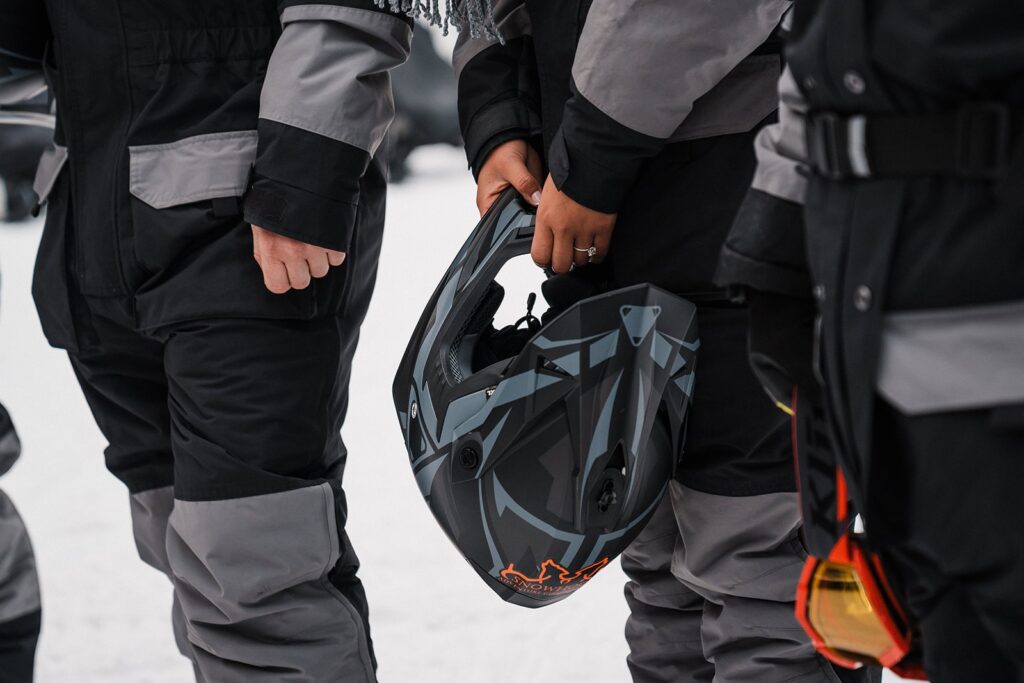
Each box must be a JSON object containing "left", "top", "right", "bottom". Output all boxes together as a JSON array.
[{"left": 573, "top": 245, "right": 598, "bottom": 263}]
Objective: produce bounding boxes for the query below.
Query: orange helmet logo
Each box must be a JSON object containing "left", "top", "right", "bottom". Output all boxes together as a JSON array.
[{"left": 499, "top": 558, "right": 610, "bottom": 596}]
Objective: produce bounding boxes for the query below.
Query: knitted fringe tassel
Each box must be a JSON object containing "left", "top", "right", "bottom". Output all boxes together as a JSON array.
[{"left": 375, "top": 0, "right": 500, "bottom": 41}]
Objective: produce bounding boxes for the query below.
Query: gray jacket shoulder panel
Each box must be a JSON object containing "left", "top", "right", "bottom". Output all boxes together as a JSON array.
[
  {"left": 261, "top": 4, "right": 413, "bottom": 156},
  {"left": 572, "top": 0, "right": 791, "bottom": 140}
]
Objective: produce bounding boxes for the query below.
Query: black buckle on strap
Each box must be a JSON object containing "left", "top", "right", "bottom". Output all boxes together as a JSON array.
[
  {"left": 956, "top": 103, "right": 1011, "bottom": 179},
  {"left": 808, "top": 113, "right": 845, "bottom": 180}
]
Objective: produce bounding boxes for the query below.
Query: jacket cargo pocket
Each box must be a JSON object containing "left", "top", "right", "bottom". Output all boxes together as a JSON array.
[
  {"left": 876, "top": 300, "right": 1024, "bottom": 415},
  {"left": 127, "top": 131, "right": 318, "bottom": 328},
  {"left": 128, "top": 131, "right": 256, "bottom": 209}
]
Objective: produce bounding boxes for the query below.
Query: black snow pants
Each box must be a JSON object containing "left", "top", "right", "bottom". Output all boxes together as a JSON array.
[
  {"left": 796, "top": 150, "right": 1024, "bottom": 683},
  {"left": 615, "top": 127, "right": 876, "bottom": 683},
  {"left": 868, "top": 403, "right": 1024, "bottom": 683},
  {"left": 52, "top": 165, "right": 386, "bottom": 682}
]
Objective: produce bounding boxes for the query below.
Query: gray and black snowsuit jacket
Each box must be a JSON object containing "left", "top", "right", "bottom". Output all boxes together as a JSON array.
[
  {"left": 716, "top": 0, "right": 1024, "bottom": 549},
  {"left": 455, "top": 0, "right": 812, "bottom": 498},
  {"left": 453, "top": 0, "right": 790, "bottom": 294},
  {"left": 1, "top": 0, "right": 411, "bottom": 348},
  {"left": 455, "top": 0, "right": 791, "bottom": 208}
]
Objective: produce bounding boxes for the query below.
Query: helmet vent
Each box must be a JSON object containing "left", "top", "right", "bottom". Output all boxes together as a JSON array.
[
  {"left": 447, "top": 341, "right": 466, "bottom": 383},
  {"left": 538, "top": 355, "right": 572, "bottom": 377}
]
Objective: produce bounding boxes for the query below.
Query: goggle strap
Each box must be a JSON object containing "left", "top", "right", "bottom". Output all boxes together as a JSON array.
[{"left": 836, "top": 466, "right": 849, "bottom": 526}]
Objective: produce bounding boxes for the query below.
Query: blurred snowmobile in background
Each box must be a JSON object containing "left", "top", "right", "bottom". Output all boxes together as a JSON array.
[
  {"left": 1, "top": 47, "right": 52, "bottom": 223},
  {"left": 388, "top": 26, "right": 461, "bottom": 182},
  {"left": 0, "top": 118, "right": 50, "bottom": 223}
]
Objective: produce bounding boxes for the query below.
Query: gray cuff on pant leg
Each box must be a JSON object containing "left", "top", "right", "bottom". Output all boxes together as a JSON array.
[
  {"left": 167, "top": 483, "right": 375, "bottom": 683},
  {"left": 667, "top": 482, "right": 842, "bottom": 683}
]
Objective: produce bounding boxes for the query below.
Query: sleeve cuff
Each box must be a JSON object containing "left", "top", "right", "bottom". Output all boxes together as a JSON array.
[
  {"left": 547, "top": 127, "right": 644, "bottom": 214},
  {"left": 243, "top": 174, "right": 358, "bottom": 253},
  {"left": 464, "top": 98, "right": 539, "bottom": 177},
  {"left": 548, "top": 81, "right": 665, "bottom": 214},
  {"left": 244, "top": 118, "right": 369, "bottom": 252}
]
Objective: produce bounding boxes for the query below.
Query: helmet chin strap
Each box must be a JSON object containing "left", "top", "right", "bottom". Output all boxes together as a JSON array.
[{"left": 513, "top": 293, "right": 541, "bottom": 333}]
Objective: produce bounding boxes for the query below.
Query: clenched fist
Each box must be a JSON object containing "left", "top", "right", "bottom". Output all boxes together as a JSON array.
[{"left": 251, "top": 225, "right": 345, "bottom": 294}]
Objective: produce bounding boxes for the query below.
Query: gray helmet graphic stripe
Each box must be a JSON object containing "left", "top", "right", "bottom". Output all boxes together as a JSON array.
[
  {"left": 550, "top": 350, "right": 581, "bottom": 376},
  {"left": 631, "top": 372, "right": 648, "bottom": 458},
  {"left": 416, "top": 457, "right": 446, "bottom": 496},
  {"left": 651, "top": 332, "right": 674, "bottom": 368},
  {"left": 534, "top": 331, "right": 607, "bottom": 350},
  {"left": 588, "top": 331, "right": 620, "bottom": 367}
]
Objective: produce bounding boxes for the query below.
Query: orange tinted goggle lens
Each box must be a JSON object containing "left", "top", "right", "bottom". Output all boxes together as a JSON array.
[{"left": 806, "top": 560, "right": 901, "bottom": 666}]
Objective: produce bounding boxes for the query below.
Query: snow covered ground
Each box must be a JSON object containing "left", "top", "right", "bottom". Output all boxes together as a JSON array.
[{"left": 0, "top": 146, "right": 914, "bottom": 682}]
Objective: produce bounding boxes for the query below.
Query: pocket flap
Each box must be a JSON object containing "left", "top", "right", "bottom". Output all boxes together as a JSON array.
[
  {"left": 32, "top": 143, "right": 68, "bottom": 205},
  {"left": 128, "top": 131, "right": 257, "bottom": 209},
  {"left": 877, "top": 301, "right": 1024, "bottom": 414}
]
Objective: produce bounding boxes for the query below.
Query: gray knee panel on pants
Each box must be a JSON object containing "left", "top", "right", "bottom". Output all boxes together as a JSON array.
[
  {"left": 166, "top": 483, "right": 375, "bottom": 683},
  {"left": 624, "top": 482, "right": 844, "bottom": 683},
  {"left": 669, "top": 482, "right": 805, "bottom": 599},
  {"left": 671, "top": 483, "right": 840, "bottom": 683},
  {"left": 0, "top": 490, "right": 40, "bottom": 624}
]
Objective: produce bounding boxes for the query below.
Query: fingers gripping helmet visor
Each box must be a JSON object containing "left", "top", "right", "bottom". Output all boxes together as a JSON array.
[{"left": 393, "top": 190, "right": 699, "bottom": 607}]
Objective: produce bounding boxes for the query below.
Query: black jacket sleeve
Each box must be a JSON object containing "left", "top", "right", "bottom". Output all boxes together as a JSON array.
[
  {"left": 549, "top": 0, "right": 790, "bottom": 214},
  {"left": 242, "top": 0, "right": 413, "bottom": 251},
  {"left": 715, "top": 65, "right": 812, "bottom": 297},
  {"left": 452, "top": 0, "right": 540, "bottom": 178}
]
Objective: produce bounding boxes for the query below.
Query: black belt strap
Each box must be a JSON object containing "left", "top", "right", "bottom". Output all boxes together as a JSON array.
[{"left": 806, "top": 103, "right": 1022, "bottom": 180}]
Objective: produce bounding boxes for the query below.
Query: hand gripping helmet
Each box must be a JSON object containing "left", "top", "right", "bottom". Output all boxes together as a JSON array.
[{"left": 393, "top": 189, "right": 699, "bottom": 607}]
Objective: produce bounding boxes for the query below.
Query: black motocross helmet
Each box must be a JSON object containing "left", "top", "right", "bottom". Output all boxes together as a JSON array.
[{"left": 393, "top": 189, "right": 699, "bottom": 607}]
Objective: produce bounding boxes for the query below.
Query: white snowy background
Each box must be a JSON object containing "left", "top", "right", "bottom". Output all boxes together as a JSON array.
[{"left": 0, "top": 146, "right": 917, "bottom": 682}]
